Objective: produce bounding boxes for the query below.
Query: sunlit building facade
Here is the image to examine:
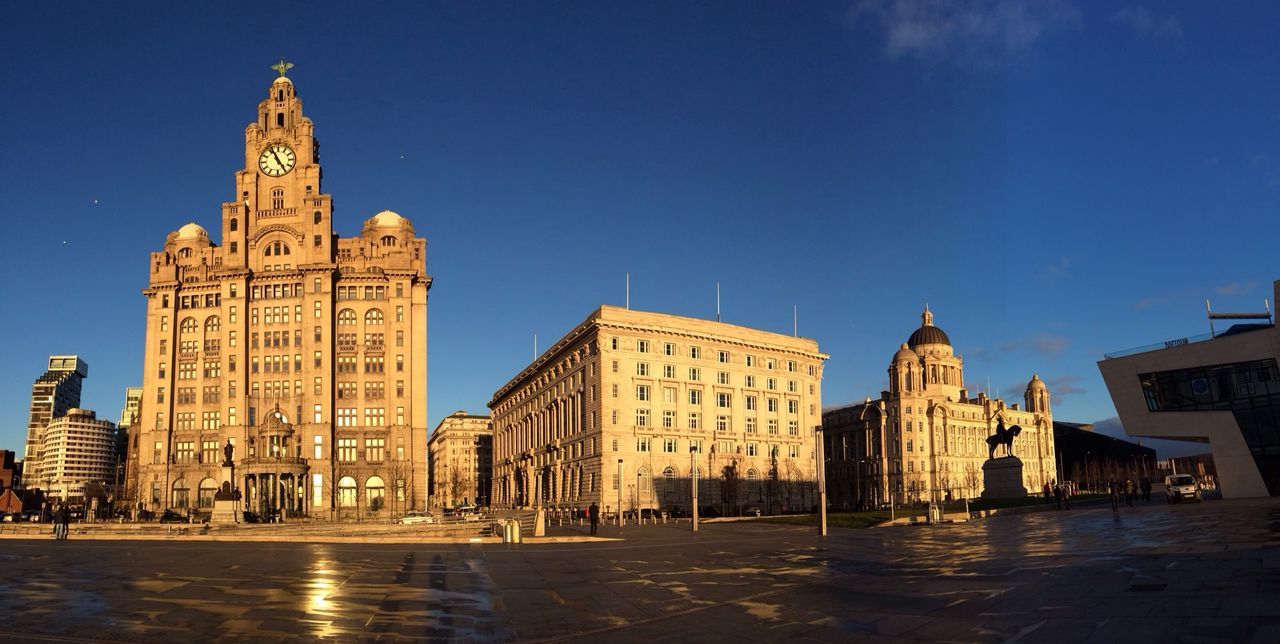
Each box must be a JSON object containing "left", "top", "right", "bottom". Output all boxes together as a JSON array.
[
  {"left": 428, "top": 411, "right": 493, "bottom": 509},
  {"left": 127, "top": 67, "right": 432, "bottom": 519},
  {"left": 39, "top": 408, "right": 117, "bottom": 504},
  {"left": 22, "top": 356, "right": 88, "bottom": 486},
  {"left": 824, "top": 308, "right": 1057, "bottom": 505},
  {"left": 489, "top": 306, "right": 828, "bottom": 515}
]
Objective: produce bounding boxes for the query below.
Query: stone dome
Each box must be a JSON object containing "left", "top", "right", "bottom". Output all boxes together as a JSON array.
[
  {"left": 907, "top": 306, "right": 951, "bottom": 348},
  {"left": 367, "top": 210, "right": 409, "bottom": 227},
  {"left": 892, "top": 343, "right": 917, "bottom": 363},
  {"left": 273, "top": 75, "right": 292, "bottom": 85},
  {"left": 175, "top": 222, "right": 209, "bottom": 240},
  {"left": 1026, "top": 374, "right": 1048, "bottom": 391}
]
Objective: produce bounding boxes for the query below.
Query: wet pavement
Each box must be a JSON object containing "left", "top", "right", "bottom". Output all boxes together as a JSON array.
[{"left": 1, "top": 496, "right": 1278, "bottom": 642}]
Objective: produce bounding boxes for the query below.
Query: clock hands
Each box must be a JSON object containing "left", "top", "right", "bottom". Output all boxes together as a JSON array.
[{"left": 270, "top": 148, "right": 286, "bottom": 169}]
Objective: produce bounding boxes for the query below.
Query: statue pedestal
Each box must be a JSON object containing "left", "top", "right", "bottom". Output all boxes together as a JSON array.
[
  {"left": 211, "top": 464, "right": 239, "bottom": 524},
  {"left": 981, "top": 457, "right": 1027, "bottom": 500}
]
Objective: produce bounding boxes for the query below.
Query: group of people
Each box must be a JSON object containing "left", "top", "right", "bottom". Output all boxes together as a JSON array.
[
  {"left": 51, "top": 505, "right": 72, "bottom": 540},
  {"left": 1041, "top": 481, "right": 1073, "bottom": 510},
  {"left": 1109, "top": 477, "right": 1153, "bottom": 512}
]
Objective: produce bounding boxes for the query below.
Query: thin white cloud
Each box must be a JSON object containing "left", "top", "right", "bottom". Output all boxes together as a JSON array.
[
  {"left": 998, "top": 332, "right": 1070, "bottom": 356},
  {"left": 1110, "top": 6, "right": 1183, "bottom": 43},
  {"left": 1039, "top": 255, "right": 1072, "bottom": 281},
  {"left": 849, "top": 0, "right": 1078, "bottom": 68},
  {"left": 1213, "top": 281, "right": 1258, "bottom": 297}
]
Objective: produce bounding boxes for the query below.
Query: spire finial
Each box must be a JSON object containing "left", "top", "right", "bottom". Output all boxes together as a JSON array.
[
  {"left": 922, "top": 303, "right": 934, "bottom": 327},
  {"left": 271, "top": 58, "right": 294, "bottom": 77}
]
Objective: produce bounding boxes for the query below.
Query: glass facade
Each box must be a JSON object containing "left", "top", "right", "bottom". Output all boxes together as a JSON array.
[{"left": 1140, "top": 358, "right": 1280, "bottom": 495}]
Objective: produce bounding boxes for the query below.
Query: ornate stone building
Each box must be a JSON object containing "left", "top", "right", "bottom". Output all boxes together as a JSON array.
[
  {"left": 427, "top": 411, "right": 493, "bottom": 509},
  {"left": 823, "top": 307, "right": 1057, "bottom": 505},
  {"left": 489, "top": 306, "right": 828, "bottom": 516},
  {"left": 127, "top": 65, "right": 432, "bottom": 520}
]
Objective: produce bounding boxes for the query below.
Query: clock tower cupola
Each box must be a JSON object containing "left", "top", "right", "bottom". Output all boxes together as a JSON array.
[{"left": 222, "top": 59, "right": 333, "bottom": 269}]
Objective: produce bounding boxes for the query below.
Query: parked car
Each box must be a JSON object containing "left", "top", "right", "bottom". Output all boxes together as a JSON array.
[
  {"left": 396, "top": 511, "right": 435, "bottom": 525},
  {"left": 1165, "top": 474, "right": 1202, "bottom": 503},
  {"left": 742, "top": 505, "right": 763, "bottom": 517},
  {"left": 159, "top": 509, "right": 188, "bottom": 523},
  {"left": 242, "top": 510, "right": 263, "bottom": 523}
]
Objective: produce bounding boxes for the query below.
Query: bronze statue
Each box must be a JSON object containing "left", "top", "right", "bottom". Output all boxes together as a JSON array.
[
  {"left": 223, "top": 440, "right": 234, "bottom": 466},
  {"left": 986, "top": 420, "right": 1023, "bottom": 460}
]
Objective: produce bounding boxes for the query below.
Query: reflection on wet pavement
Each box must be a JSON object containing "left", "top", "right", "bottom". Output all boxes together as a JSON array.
[{"left": 1, "top": 498, "right": 1279, "bottom": 642}]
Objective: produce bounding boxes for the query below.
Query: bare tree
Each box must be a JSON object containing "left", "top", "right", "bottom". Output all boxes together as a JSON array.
[
  {"left": 447, "top": 466, "right": 469, "bottom": 508},
  {"left": 937, "top": 463, "right": 952, "bottom": 502},
  {"left": 387, "top": 459, "right": 410, "bottom": 518},
  {"left": 963, "top": 462, "right": 981, "bottom": 499}
]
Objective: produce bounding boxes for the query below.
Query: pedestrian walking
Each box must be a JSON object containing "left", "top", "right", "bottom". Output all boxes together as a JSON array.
[
  {"left": 1140, "top": 476, "right": 1152, "bottom": 502},
  {"left": 1109, "top": 479, "right": 1121, "bottom": 514},
  {"left": 1053, "top": 484, "right": 1063, "bottom": 510},
  {"left": 588, "top": 502, "right": 599, "bottom": 536},
  {"left": 54, "top": 506, "right": 69, "bottom": 540},
  {"left": 1125, "top": 479, "right": 1136, "bottom": 507},
  {"left": 1043, "top": 482, "right": 1052, "bottom": 505}
]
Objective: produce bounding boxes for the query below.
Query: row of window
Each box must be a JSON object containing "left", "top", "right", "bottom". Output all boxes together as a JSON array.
[
  {"left": 623, "top": 362, "right": 807, "bottom": 393},
  {"left": 615, "top": 337, "right": 813, "bottom": 374}
]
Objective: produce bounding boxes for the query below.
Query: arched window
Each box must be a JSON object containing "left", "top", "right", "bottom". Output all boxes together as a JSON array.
[
  {"left": 314, "top": 211, "right": 322, "bottom": 224},
  {"left": 366, "top": 476, "right": 385, "bottom": 510},
  {"left": 746, "top": 469, "right": 758, "bottom": 481},
  {"left": 271, "top": 187, "right": 284, "bottom": 210},
  {"left": 638, "top": 467, "right": 651, "bottom": 495},
  {"left": 364, "top": 309, "right": 384, "bottom": 326},
  {"left": 180, "top": 317, "right": 198, "bottom": 334},
  {"left": 276, "top": 112, "right": 284, "bottom": 128},
  {"left": 178, "top": 248, "right": 193, "bottom": 259},
  {"left": 380, "top": 235, "right": 396, "bottom": 246},
  {"left": 205, "top": 316, "right": 221, "bottom": 333},
  {"left": 338, "top": 476, "right": 357, "bottom": 508},
  {"left": 337, "top": 309, "right": 357, "bottom": 325},
  {"left": 197, "top": 478, "right": 218, "bottom": 508},
  {"left": 230, "top": 218, "right": 238, "bottom": 232},
  {"left": 172, "top": 479, "right": 190, "bottom": 509},
  {"left": 264, "top": 240, "right": 290, "bottom": 258}
]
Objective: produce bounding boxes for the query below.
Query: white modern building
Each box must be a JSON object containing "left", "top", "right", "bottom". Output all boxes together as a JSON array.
[
  {"left": 1098, "top": 279, "right": 1278, "bottom": 499},
  {"left": 39, "top": 408, "right": 118, "bottom": 504}
]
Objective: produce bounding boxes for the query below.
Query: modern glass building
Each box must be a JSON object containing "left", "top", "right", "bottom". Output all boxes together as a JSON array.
[{"left": 1098, "top": 279, "right": 1278, "bottom": 498}]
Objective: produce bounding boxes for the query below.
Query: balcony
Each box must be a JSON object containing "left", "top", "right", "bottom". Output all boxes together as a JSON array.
[{"left": 257, "top": 207, "right": 296, "bottom": 218}]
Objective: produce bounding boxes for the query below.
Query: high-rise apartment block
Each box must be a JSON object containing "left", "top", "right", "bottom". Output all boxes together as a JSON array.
[
  {"left": 39, "top": 408, "right": 117, "bottom": 503},
  {"left": 127, "top": 67, "right": 432, "bottom": 519},
  {"left": 489, "top": 306, "right": 828, "bottom": 515},
  {"left": 23, "top": 356, "right": 89, "bottom": 485}
]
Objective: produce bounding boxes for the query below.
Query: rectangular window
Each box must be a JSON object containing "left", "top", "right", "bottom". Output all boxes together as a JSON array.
[
  {"left": 768, "top": 398, "right": 778, "bottom": 413},
  {"left": 746, "top": 443, "right": 757, "bottom": 457},
  {"left": 364, "top": 407, "right": 386, "bottom": 426},
  {"left": 788, "top": 444, "right": 799, "bottom": 458},
  {"left": 746, "top": 395, "right": 757, "bottom": 411},
  {"left": 337, "top": 438, "right": 357, "bottom": 462},
  {"left": 689, "top": 389, "right": 702, "bottom": 405},
  {"left": 689, "top": 367, "right": 700, "bottom": 381},
  {"left": 637, "top": 340, "right": 650, "bottom": 353},
  {"left": 635, "top": 409, "right": 650, "bottom": 427},
  {"left": 662, "top": 410, "right": 675, "bottom": 428},
  {"left": 636, "top": 385, "right": 650, "bottom": 401},
  {"left": 365, "top": 437, "right": 385, "bottom": 462},
  {"left": 636, "top": 362, "right": 649, "bottom": 376},
  {"left": 663, "top": 438, "right": 677, "bottom": 453},
  {"left": 337, "top": 408, "right": 357, "bottom": 427},
  {"left": 663, "top": 387, "right": 676, "bottom": 403},
  {"left": 789, "top": 420, "right": 799, "bottom": 436},
  {"left": 717, "top": 392, "right": 731, "bottom": 408},
  {"left": 153, "top": 441, "right": 163, "bottom": 464},
  {"left": 663, "top": 342, "right": 675, "bottom": 356},
  {"left": 746, "top": 417, "right": 757, "bottom": 434},
  {"left": 690, "top": 346, "right": 701, "bottom": 359},
  {"left": 767, "top": 377, "right": 777, "bottom": 390},
  {"left": 788, "top": 380, "right": 797, "bottom": 393},
  {"left": 717, "top": 371, "right": 729, "bottom": 385},
  {"left": 716, "top": 415, "right": 729, "bottom": 432},
  {"left": 768, "top": 419, "right": 779, "bottom": 435},
  {"left": 718, "top": 350, "right": 729, "bottom": 363},
  {"left": 314, "top": 404, "right": 323, "bottom": 423},
  {"left": 788, "top": 400, "right": 798, "bottom": 414},
  {"left": 688, "top": 412, "right": 700, "bottom": 430},
  {"left": 637, "top": 436, "right": 650, "bottom": 452},
  {"left": 767, "top": 358, "right": 776, "bottom": 370}
]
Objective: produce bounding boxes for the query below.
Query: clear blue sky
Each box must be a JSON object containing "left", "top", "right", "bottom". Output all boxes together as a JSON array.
[{"left": 2, "top": 2, "right": 1276, "bottom": 459}]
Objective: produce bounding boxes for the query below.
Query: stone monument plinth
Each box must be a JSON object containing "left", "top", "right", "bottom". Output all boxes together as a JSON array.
[
  {"left": 211, "top": 462, "right": 239, "bottom": 524},
  {"left": 981, "top": 456, "right": 1027, "bottom": 500}
]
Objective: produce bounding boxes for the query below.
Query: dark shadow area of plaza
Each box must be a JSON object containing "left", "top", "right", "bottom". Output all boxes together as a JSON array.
[{"left": 1, "top": 496, "right": 1278, "bottom": 642}]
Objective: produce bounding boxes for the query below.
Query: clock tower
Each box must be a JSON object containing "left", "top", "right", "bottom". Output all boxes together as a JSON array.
[
  {"left": 130, "top": 63, "right": 432, "bottom": 521},
  {"left": 221, "top": 70, "right": 333, "bottom": 268}
]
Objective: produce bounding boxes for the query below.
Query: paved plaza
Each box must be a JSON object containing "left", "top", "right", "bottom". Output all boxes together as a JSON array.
[{"left": 1, "top": 497, "right": 1278, "bottom": 642}]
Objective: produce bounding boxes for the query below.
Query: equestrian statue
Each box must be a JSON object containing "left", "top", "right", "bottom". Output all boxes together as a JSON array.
[{"left": 986, "top": 420, "right": 1022, "bottom": 460}]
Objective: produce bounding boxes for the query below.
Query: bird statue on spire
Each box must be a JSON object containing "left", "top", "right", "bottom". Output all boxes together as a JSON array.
[{"left": 271, "top": 58, "right": 294, "bottom": 77}]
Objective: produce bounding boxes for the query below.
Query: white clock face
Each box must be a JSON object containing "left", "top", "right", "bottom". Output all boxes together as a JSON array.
[{"left": 258, "top": 144, "right": 296, "bottom": 177}]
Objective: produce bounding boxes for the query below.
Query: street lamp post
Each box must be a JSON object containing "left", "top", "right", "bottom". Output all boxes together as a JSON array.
[
  {"left": 691, "top": 445, "right": 699, "bottom": 533},
  {"left": 616, "top": 459, "right": 624, "bottom": 527},
  {"left": 815, "top": 424, "right": 827, "bottom": 537}
]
